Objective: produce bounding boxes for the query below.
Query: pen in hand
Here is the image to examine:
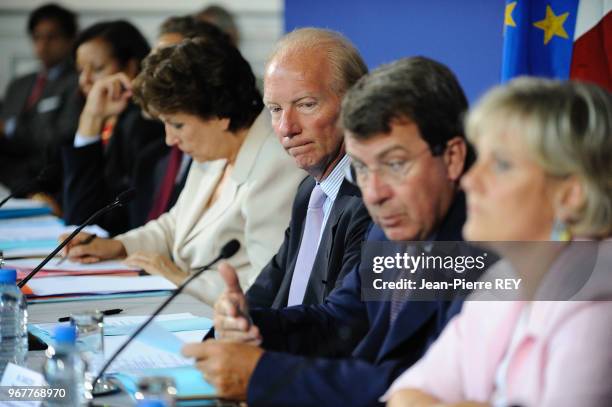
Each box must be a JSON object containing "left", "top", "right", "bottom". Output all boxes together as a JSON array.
[
  {"left": 58, "top": 308, "right": 123, "bottom": 322},
  {"left": 56, "top": 233, "right": 97, "bottom": 265}
]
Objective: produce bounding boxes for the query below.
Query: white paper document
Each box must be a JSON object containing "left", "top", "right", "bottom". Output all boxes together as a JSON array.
[
  {"left": 26, "top": 275, "right": 176, "bottom": 296},
  {"left": 106, "top": 328, "right": 205, "bottom": 373}
]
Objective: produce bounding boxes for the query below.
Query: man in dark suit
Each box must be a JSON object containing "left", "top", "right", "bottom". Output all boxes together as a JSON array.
[
  {"left": 246, "top": 177, "right": 370, "bottom": 309},
  {"left": 184, "top": 56, "right": 478, "bottom": 406},
  {"left": 0, "top": 4, "right": 80, "bottom": 198},
  {"left": 220, "top": 28, "right": 372, "bottom": 311}
]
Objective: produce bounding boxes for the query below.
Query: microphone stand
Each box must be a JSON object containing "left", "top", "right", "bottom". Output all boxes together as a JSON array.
[
  {"left": 92, "top": 239, "right": 240, "bottom": 386},
  {"left": 18, "top": 189, "right": 135, "bottom": 288}
]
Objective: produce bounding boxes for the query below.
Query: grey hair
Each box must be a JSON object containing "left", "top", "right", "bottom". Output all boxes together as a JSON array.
[
  {"left": 466, "top": 77, "right": 612, "bottom": 238},
  {"left": 266, "top": 27, "right": 368, "bottom": 94}
]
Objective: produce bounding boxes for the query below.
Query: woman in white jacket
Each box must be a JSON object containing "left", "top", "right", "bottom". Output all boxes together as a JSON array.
[{"left": 61, "top": 38, "right": 304, "bottom": 305}]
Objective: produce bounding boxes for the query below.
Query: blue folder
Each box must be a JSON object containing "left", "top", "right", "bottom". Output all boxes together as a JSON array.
[{"left": 0, "top": 207, "right": 52, "bottom": 219}]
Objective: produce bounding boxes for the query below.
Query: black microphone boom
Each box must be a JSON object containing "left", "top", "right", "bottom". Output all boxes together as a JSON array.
[
  {"left": 92, "top": 239, "right": 240, "bottom": 385},
  {"left": 17, "top": 188, "right": 136, "bottom": 288}
]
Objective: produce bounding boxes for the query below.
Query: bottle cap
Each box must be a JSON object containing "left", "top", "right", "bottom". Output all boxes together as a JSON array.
[
  {"left": 0, "top": 269, "right": 17, "bottom": 284},
  {"left": 54, "top": 325, "right": 77, "bottom": 344},
  {"left": 136, "top": 400, "right": 167, "bottom": 407}
]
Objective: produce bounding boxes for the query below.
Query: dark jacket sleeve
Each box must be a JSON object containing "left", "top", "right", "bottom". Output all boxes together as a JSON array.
[
  {"left": 330, "top": 201, "right": 371, "bottom": 292},
  {"left": 62, "top": 141, "right": 114, "bottom": 227},
  {"left": 250, "top": 265, "right": 369, "bottom": 357},
  {"left": 247, "top": 269, "right": 403, "bottom": 407},
  {"left": 246, "top": 224, "right": 293, "bottom": 308},
  {"left": 247, "top": 351, "right": 408, "bottom": 407},
  {"left": 246, "top": 266, "right": 463, "bottom": 407},
  {"left": 245, "top": 176, "right": 310, "bottom": 308},
  {"left": 247, "top": 268, "right": 407, "bottom": 407},
  {"left": 62, "top": 105, "right": 167, "bottom": 235}
]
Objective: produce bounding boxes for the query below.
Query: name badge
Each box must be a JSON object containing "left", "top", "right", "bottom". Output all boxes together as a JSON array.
[
  {"left": 37, "top": 96, "right": 60, "bottom": 114},
  {"left": 0, "top": 363, "right": 46, "bottom": 387},
  {"left": 0, "top": 363, "right": 47, "bottom": 406}
]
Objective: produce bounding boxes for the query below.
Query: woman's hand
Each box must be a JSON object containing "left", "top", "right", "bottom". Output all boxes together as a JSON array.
[
  {"left": 59, "top": 233, "right": 126, "bottom": 263},
  {"left": 78, "top": 73, "right": 133, "bottom": 136},
  {"left": 123, "top": 252, "right": 189, "bottom": 286}
]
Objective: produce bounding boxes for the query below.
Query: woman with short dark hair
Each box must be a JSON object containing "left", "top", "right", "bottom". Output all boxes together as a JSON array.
[{"left": 63, "top": 38, "right": 304, "bottom": 305}]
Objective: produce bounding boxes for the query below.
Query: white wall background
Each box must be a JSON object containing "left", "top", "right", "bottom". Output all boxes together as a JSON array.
[{"left": 0, "top": 0, "right": 283, "bottom": 96}]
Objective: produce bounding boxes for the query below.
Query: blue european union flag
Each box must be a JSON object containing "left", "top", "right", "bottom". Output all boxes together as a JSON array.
[{"left": 502, "top": 0, "right": 579, "bottom": 81}]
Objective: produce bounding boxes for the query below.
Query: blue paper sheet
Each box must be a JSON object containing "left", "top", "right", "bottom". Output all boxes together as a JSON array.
[{"left": 0, "top": 207, "right": 52, "bottom": 219}]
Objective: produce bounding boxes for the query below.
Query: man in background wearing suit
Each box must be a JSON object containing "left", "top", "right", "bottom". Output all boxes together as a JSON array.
[
  {"left": 184, "top": 56, "right": 475, "bottom": 406},
  {"left": 220, "top": 28, "right": 372, "bottom": 311},
  {"left": 0, "top": 3, "right": 80, "bottom": 200}
]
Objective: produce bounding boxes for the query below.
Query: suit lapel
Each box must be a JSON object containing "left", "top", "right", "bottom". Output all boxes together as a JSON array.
[
  {"left": 177, "top": 160, "right": 227, "bottom": 245},
  {"left": 182, "top": 113, "right": 272, "bottom": 243},
  {"left": 376, "top": 192, "right": 467, "bottom": 359},
  {"left": 377, "top": 300, "right": 439, "bottom": 360},
  {"left": 302, "top": 197, "right": 343, "bottom": 303},
  {"left": 273, "top": 178, "right": 315, "bottom": 308},
  {"left": 303, "top": 180, "right": 361, "bottom": 303}
]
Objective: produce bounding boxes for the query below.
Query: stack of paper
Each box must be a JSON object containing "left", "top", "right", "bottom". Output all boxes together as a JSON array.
[
  {"left": 6, "top": 258, "right": 139, "bottom": 279},
  {"left": 25, "top": 275, "right": 176, "bottom": 298},
  {"left": 0, "top": 198, "right": 51, "bottom": 219},
  {"left": 0, "top": 215, "right": 107, "bottom": 258}
]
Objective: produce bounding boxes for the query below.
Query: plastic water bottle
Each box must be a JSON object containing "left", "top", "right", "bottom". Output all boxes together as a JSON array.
[
  {"left": 43, "top": 325, "right": 87, "bottom": 406},
  {"left": 0, "top": 268, "right": 28, "bottom": 375}
]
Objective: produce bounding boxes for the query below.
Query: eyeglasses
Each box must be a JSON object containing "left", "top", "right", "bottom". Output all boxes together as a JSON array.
[{"left": 345, "top": 145, "right": 444, "bottom": 186}]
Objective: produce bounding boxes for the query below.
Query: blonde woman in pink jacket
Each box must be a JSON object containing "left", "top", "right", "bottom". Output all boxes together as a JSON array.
[{"left": 385, "top": 78, "right": 612, "bottom": 407}]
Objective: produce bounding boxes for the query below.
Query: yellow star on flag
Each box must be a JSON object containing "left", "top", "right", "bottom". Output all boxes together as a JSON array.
[
  {"left": 505, "top": 2, "right": 517, "bottom": 27},
  {"left": 533, "top": 4, "right": 570, "bottom": 45}
]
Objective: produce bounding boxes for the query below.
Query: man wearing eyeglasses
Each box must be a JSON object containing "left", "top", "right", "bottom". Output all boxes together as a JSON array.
[{"left": 184, "top": 57, "right": 475, "bottom": 406}]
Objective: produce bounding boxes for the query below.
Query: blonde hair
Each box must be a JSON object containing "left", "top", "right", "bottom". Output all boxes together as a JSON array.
[
  {"left": 466, "top": 77, "right": 612, "bottom": 238},
  {"left": 266, "top": 27, "right": 367, "bottom": 94}
]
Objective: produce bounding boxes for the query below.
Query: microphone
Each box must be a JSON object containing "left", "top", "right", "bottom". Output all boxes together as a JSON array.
[
  {"left": 0, "top": 164, "right": 57, "bottom": 209},
  {"left": 92, "top": 239, "right": 240, "bottom": 385},
  {"left": 17, "top": 188, "right": 136, "bottom": 288}
]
